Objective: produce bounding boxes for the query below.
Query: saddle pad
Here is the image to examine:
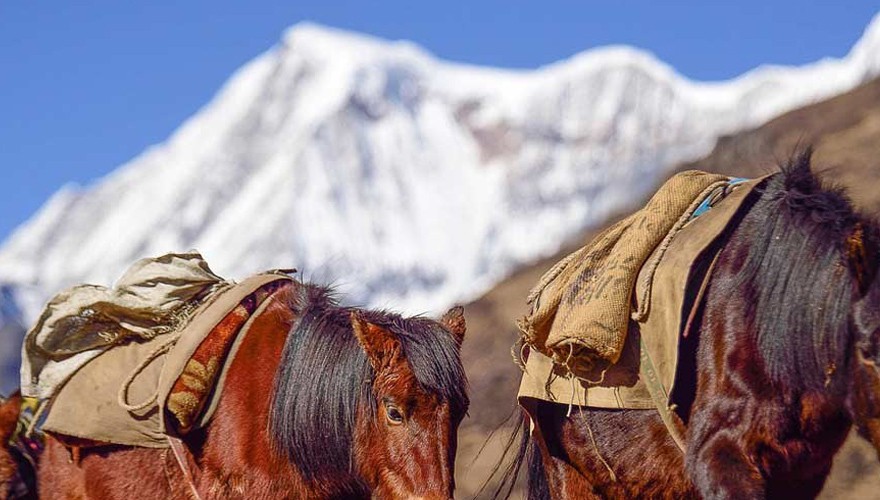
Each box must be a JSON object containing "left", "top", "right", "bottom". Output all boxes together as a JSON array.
[
  {"left": 518, "top": 175, "right": 768, "bottom": 409},
  {"left": 41, "top": 273, "right": 292, "bottom": 448}
]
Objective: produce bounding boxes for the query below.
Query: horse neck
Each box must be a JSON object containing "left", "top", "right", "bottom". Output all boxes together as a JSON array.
[
  {"left": 695, "top": 229, "right": 853, "bottom": 483},
  {"left": 198, "top": 288, "right": 311, "bottom": 495}
]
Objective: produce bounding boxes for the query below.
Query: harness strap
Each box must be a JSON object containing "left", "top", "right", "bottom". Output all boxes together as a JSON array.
[
  {"left": 683, "top": 250, "right": 722, "bottom": 339},
  {"left": 167, "top": 435, "right": 203, "bottom": 500},
  {"left": 638, "top": 337, "right": 686, "bottom": 452},
  {"left": 638, "top": 220, "right": 728, "bottom": 455}
]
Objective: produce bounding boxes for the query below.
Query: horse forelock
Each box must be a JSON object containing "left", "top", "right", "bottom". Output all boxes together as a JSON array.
[
  {"left": 733, "top": 149, "right": 873, "bottom": 391},
  {"left": 267, "top": 282, "right": 467, "bottom": 491},
  {"left": 379, "top": 314, "right": 470, "bottom": 417}
]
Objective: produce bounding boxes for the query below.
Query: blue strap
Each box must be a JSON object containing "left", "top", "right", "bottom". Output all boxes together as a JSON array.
[
  {"left": 691, "top": 177, "right": 749, "bottom": 221},
  {"left": 691, "top": 196, "right": 714, "bottom": 219}
]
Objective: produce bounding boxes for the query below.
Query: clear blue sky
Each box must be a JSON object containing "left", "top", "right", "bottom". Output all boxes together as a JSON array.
[{"left": 1, "top": 2, "right": 878, "bottom": 241}]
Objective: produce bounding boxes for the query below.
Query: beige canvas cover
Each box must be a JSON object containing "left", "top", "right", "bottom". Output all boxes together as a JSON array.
[
  {"left": 518, "top": 175, "right": 769, "bottom": 409},
  {"left": 21, "top": 252, "right": 226, "bottom": 400},
  {"left": 42, "top": 272, "right": 292, "bottom": 448}
]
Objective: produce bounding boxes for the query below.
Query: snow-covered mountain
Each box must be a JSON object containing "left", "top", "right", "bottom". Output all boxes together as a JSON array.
[
  {"left": 0, "top": 285, "right": 26, "bottom": 393},
  {"left": 2, "top": 14, "right": 880, "bottom": 341}
]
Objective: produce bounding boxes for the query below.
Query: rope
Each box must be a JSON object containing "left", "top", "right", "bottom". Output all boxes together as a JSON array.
[
  {"left": 117, "top": 332, "right": 181, "bottom": 412},
  {"left": 560, "top": 342, "right": 608, "bottom": 386},
  {"left": 583, "top": 412, "right": 617, "bottom": 483},
  {"left": 510, "top": 338, "right": 528, "bottom": 373},
  {"left": 569, "top": 377, "right": 617, "bottom": 482},
  {"left": 168, "top": 435, "right": 204, "bottom": 500},
  {"left": 557, "top": 343, "right": 618, "bottom": 482}
]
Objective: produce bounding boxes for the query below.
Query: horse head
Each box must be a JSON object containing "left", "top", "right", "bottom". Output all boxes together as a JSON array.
[
  {"left": 351, "top": 306, "right": 468, "bottom": 499},
  {"left": 766, "top": 159, "right": 880, "bottom": 459},
  {"left": 269, "top": 283, "right": 469, "bottom": 499}
]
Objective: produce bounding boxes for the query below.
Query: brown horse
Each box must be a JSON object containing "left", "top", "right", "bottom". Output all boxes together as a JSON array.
[
  {"left": 499, "top": 151, "right": 880, "bottom": 499},
  {"left": 10, "top": 280, "right": 469, "bottom": 499}
]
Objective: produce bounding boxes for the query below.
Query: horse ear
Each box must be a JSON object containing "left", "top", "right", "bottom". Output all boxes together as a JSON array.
[
  {"left": 350, "top": 312, "right": 398, "bottom": 371},
  {"left": 847, "top": 223, "right": 876, "bottom": 295},
  {"left": 440, "top": 305, "right": 466, "bottom": 344}
]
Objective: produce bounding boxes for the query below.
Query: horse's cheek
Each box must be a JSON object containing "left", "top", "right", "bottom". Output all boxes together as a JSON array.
[
  {"left": 369, "top": 426, "right": 425, "bottom": 496},
  {"left": 356, "top": 420, "right": 385, "bottom": 477}
]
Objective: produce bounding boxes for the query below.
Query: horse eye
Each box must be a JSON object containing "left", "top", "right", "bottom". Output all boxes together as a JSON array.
[{"left": 384, "top": 403, "right": 404, "bottom": 425}]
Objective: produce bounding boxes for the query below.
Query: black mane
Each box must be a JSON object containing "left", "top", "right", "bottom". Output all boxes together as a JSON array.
[
  {"left": 268, "top": 282, "right": 468, "bottom": 494},
  {"left": 734, "top": 150, "right": 875, "bottom": 391}
]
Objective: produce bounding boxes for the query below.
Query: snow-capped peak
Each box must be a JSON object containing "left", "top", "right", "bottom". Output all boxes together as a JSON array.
[{"left": 2, "top": 15, "right": 880, "bottom": 326}]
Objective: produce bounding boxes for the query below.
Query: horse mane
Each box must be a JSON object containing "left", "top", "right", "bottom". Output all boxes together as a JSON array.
[
  {"left": 268, "top": 282, "right": 468, "bottom": 492},
  {"left": 735, "top": 149, "right": 874, "bottom": 391}
]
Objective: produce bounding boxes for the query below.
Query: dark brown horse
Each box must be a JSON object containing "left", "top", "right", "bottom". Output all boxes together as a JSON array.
[
  {"left": 6, "top": 281, "right": 469, "bottom": 499},
  {"left": 500, "top": 151, "right": 880, "bottom": 499}
]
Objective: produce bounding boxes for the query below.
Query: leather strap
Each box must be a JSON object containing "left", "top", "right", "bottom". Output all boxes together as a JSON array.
[{"left": 167, "top": 435, "right": 203, "bottom": 500}]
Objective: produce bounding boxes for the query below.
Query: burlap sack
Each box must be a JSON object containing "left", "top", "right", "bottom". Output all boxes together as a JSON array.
[{"left": 518, "top": 171, "right": 730, "bottom": 378}]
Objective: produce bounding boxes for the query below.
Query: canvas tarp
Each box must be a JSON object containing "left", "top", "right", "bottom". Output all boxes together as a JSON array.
[
  {"left": 41, "top": 272, "right": 292, "bottom": 447},
  {"left": 21, "top": 252, "right": 227, "bottom": 401}
]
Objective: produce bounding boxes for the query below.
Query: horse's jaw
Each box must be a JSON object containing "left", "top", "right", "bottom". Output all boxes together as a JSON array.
[
  {"left": 859, "top": 418, "right": 880, "bottom": 461},
  {"left": 848, "top": 349, "right": 880, "bottom": 460}
]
